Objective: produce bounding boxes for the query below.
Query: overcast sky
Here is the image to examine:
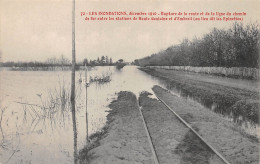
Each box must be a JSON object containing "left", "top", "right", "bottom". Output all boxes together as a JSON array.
[{"left": 0, "top": 0, "right": 259, "bottom": 62}]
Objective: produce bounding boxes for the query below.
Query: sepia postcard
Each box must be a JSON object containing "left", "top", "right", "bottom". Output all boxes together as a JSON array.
[{"left": 0, "top": 0, "right": 259, "bottom": 163}]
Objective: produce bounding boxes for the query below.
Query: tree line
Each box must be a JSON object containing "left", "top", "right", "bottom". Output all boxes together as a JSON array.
[
  {"left": 0, "top": 55, "right": 117, "bottom": 67},
  {"left": 135, "top": 22, "right": 259, "bottom": 68},
  {"left": 0, "top": 55, "right": 71, "bottom": 67},
  {"left": 83, "top": 56, "right": 114, "bottom": 66}
]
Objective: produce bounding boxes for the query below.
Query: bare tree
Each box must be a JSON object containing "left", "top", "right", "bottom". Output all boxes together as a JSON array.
[{"left": 137, "top": 22, "right": 259, "bottom": 68}]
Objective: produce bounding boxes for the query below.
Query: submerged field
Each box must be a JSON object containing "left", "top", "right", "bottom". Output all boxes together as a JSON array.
[{"left": 0, "top": 66, "right": 162, "bottom": 163}]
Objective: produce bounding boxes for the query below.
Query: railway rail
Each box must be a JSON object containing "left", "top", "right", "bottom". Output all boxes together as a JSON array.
[{"left": 137, "top": 91, "right": 230, "bottom": 164}]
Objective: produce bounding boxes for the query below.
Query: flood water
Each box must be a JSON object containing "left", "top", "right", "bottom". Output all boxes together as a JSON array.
[
  {"left": 0, "top": 66, "right": 161, "bottom": 164},
  {"left": 0, "top": 66, "right": 257, "bottom": 163}
]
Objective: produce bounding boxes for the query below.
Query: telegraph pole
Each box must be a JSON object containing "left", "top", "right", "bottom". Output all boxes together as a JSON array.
[
  {"left": 71, "top": 0, "right": 78, "bottom": 163},
  {"left": 71, "top": 0, "right": 76, "bottom": 97},
  {"left": 85, "top": 64, "right": 89, "bottom": 144}
]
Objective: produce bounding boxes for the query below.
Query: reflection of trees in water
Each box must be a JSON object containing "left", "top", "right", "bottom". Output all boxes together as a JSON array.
[
  {"left": 15, "top": 86, "right": 81, "bottom": 163},
  {"left": 0, "top": 86, "right": 73, "bottom": 162},
  {"left": 0, "top": 80, "right": 82, "bottom": 162},
  {"left": 11, "top": 75, "right": 108, "bottom": 163},
  {"left": 1, "top": 69, "right": 110, "bottom": 163}
]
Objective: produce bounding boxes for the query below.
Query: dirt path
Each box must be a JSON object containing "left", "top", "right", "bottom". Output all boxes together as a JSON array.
[
  {"left": 152, "top": 86, "right": 259, "bottom": 164},
  {"left": 147, "top": 68, "right": 259, "bottom": 92},
  {"left": 139, "top": 91, "right": 224, "bottom": 164}
]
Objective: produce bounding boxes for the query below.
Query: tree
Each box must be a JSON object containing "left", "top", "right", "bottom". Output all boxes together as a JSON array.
[
  {"left": 118, "top": 59, "right": 124, "bottom": 63},
  {"left": 101, "top": 56, "right": 105, "bottom": 65},
  {"left": 136, "top": 22, "right": 259, "bottom": 68},
  {"left": 105, "top": 56, "right": 109, "bottom": 64},
  {"left": 83, "top": 58, "right": 88, "bottom": 66}
]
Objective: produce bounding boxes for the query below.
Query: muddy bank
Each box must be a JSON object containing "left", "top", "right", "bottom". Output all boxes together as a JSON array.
[
  {"left": 79, "top": 91, "right": 154, "bottom": 164},
  {"left": 139, "top": 91, "right": 224, "bottom": 164},
  {"left": 153, "top": 85, "right": 259, "bottom": 164},
  {"left": 139, "top": 67, "right": 259, "bottom": 125}
]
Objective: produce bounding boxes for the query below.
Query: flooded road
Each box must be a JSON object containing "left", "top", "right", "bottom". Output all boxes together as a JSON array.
[
  {"left": 0, "top": 66, "right": 161, "bottom": 163},
  {"left": 0, "top": 66, "right": 258, "bottom": 163}
]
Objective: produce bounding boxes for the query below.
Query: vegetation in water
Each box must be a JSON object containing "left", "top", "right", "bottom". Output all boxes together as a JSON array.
[{"left": 89, "top": 74, "right": 112, "bottom": 84}]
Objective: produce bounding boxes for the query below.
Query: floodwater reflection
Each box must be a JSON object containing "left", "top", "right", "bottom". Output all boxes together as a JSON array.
[{"left": 0, "top": 66, "right": 162, "bottom": 163}]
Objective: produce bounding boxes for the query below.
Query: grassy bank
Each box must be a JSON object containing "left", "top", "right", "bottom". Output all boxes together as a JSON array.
[{"left": 139, "top": 67, "right": 259, "bottom": 125}]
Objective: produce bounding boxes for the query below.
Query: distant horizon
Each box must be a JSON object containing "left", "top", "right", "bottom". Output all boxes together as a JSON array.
[{"left": 0, "top": 55, "right": 130, "bottom": 64}]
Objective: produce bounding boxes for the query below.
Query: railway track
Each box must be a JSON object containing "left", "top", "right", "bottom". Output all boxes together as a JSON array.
[{"left": 137, "top": 91, "right": 230, "bottom": 164}]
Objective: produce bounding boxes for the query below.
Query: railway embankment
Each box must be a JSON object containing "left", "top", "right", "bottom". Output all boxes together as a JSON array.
[
  {"left": 152, "top": 86, "right": 258, "bottom": 164},
  {"left": 79, "top": 87, "right": 258, "bottom": 163},
  {"left": 139, "top": 91, "right": 225, "bottom": 164}
]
